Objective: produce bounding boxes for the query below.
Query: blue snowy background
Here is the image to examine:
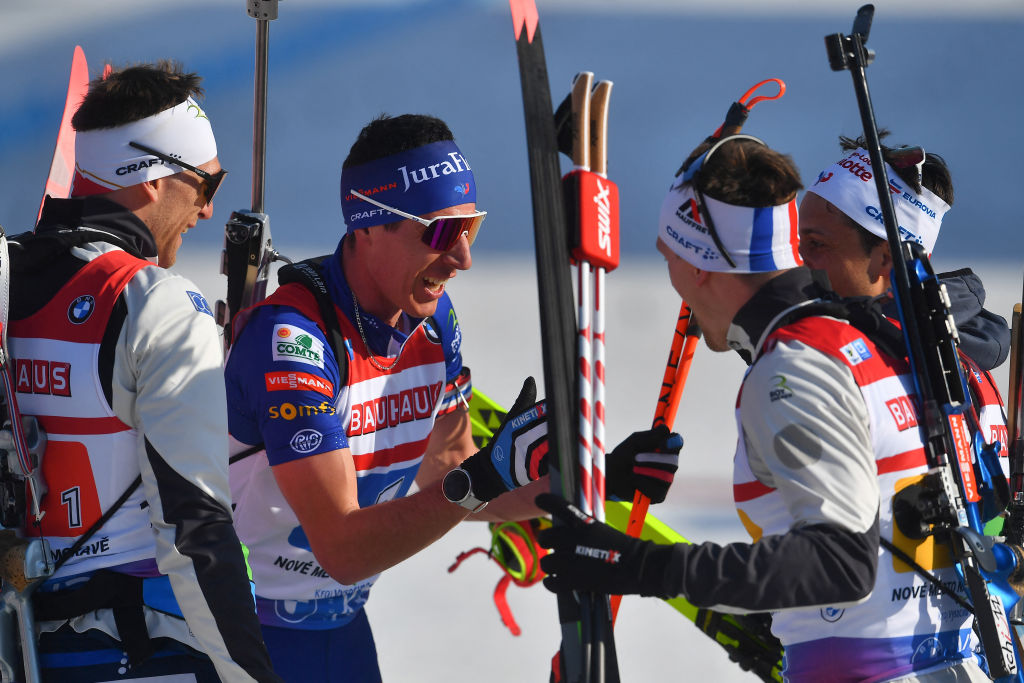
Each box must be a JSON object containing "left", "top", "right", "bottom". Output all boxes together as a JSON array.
[
  {"left": 2, "top": 2, "right": 1022, "bottom": 681},
  {"left": 2, "top": 0, "right": 1022, "bottom": 266}
]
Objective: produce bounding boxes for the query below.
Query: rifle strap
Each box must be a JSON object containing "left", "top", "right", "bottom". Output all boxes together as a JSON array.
[{"left": 879, "top": 537, "right": 974, "bottom": 614}]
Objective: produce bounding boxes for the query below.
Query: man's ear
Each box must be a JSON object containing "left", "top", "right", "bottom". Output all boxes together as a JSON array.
[
  {"left": 692, "top": 266, "right": 711, "bottom": 287},
  {"left": 868, "top": 240, "right": 892, "bottom": 284},
  {"left": 139, "top": 177, "right": 161, "bottom": 202}
]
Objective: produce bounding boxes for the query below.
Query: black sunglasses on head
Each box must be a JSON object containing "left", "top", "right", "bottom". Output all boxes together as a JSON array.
[{"left": 128, "top": 141, "right": 227, "bottom": 205}]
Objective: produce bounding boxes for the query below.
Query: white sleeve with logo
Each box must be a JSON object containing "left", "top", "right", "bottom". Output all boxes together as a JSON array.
[
  {"left": 657, "top": 340, "right": 881, "bottom": 614},
  {"left": 113, "top": 266, "right": 275, "bottom": 682}
]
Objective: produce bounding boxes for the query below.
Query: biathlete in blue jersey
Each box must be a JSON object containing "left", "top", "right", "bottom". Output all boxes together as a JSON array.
[{"left": 224, "top": 113, "right": 682, "bottom": 682}]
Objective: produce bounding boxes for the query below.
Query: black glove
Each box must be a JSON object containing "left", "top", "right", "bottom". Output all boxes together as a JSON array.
[
  {"left": 458, "top": 377, "right": 549, "bottom": 503},
  {"left": 536, "top": 492, "right": 672, "bottom": 598},
  {"left": 605, "top": 425, "right": 682, "bottom": 504}
]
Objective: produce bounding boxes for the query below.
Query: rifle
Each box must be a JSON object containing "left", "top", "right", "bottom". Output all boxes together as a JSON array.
[
  {"left": 216, "top": 0, "right": 290, "bottom": 349},
  {"left": 826, "top": 6, "right": 1024, "bottom": 679}
]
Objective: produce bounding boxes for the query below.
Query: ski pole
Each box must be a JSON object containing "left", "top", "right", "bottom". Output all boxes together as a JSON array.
[
  {"left": 588, "top": 79, "right": 614, "bottom": 525},
  {"left": 712, "top": 78, "right": 785, "bottom": 138},
  {"left": 571, "top": 71, "right": 597, "bottom": 518},
  {"left": 611, "top": 77, "right": 785, "bottom": 620},
  {"left": 632, "top": 77, "right": 786, "bottom": 529},
  {"left": 625, "top": 304, "right": 699, "bottom": 533},
  {"left": 610, "top": 303, "right": 699, "bottom": 620}
]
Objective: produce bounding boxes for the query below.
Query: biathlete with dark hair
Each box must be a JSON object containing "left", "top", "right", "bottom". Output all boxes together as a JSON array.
[
  {"left": 537, "top": 134, "right": 988, "bottom": 681},
  {"left": 800, "top": 135, "right": 1010, "bottom": 477},
  {"left": 224, "top": 113, "right": 683, "bottom": 682},
  {"left": 9, "top": 61, "right": 280, "bottom": 682}
]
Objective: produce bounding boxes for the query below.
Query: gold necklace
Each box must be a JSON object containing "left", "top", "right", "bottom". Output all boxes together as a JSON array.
[{"left": 351, "top": 290, "right": 400, "bottom": 372}]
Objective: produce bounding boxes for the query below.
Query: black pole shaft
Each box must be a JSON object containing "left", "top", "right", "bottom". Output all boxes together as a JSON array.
[{"left": 251, "top": 18, "right": 269, "bottom": 215}]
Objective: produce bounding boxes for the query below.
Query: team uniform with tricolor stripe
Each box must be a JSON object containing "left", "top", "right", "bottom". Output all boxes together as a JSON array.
[
  {"left": 7, "top": 196, "right": 278, "bottom": 682},
  {"left": 645, "top": 270, "right": 983, "bottom": 683},
  {"left": 734, "top": 315, "right": 973, "bottom": 682},
  {"left": 225, "top": 243, "right": 469, "bottom": 633}
]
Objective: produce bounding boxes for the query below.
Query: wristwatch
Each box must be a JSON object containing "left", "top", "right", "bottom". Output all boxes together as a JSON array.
[{"left": 442, "top": 467, "right": 488, "bottom": 513}]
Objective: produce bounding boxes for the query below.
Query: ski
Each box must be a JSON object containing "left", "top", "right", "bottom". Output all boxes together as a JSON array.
[
  {"left": 508, "top": 2, "right": 617, "bottom": 681},
  {"left": 37, "top": 46, "right": 89, "bottom": 224},
  {"left": 826, "top": 6, "right": 1024, "bottom": 679},
  {"left": 216, "top": 0, "right": 287, "bottom": 349},
  {"left": 468, "top": 389, "right": 784, "bottom": 682}
]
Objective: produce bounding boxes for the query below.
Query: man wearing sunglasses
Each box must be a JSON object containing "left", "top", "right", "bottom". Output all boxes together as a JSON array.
[
  {"left": 799, "top": 135, "right": 1011, "bottom": 483},
  {"left": 6, "top": 62, "right": 280, "bottom": 682},
  {"left": 224, "top": 113, "right": 681, "bottom": 682},
  {"left": 536, "top": 135, "right": 989, "bottom": 681},
  {"left": 225, "top": 113, "right": 539, "bottom": 683}
]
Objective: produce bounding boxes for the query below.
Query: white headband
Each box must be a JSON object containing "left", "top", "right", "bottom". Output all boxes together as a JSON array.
[
  {"left": 658, "top": 181, "right": 801, "bottom": 273},
  {"left": 71, "top": 97, "right": 217, "bottom": 197},
  {"left": 806, "top": 148, "right": 948, "bottom": 253}
]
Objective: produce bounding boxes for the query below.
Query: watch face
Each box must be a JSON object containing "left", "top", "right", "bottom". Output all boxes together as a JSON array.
[{"left": 443, "top": 468, "right": 471, "bottom": 503}]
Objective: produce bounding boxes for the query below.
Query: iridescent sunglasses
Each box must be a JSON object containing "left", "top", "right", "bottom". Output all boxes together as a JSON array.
[{"left": 349, "top": 189, "right": 486, "bottom": 251}]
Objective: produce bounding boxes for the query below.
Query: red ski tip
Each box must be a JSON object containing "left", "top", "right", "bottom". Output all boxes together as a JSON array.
[{"left": 509, "top": 0, "right": 539, "bottom": 43}]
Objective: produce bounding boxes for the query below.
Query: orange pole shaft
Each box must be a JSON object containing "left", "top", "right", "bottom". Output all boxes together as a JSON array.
[{"left": 610, "top": 301, "right": 699, "bottom": 620}]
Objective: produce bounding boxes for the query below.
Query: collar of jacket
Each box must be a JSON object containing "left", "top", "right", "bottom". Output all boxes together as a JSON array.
[
  {"left": 726, "top": 267, "right": 833, "bottom": 365},
  {"left": 36, "top": 195, "right": 157, "bottom": 259}
]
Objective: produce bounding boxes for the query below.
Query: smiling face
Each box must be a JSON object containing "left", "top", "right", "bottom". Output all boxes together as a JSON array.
[
  {"left": 146, "top": 155, "right": 221, "bottom": 267},
  {"left": 798, "top": 192, "right": 890, "bottom": 298},
  {"left": 347, "top": 202, "right": 475, "bottom": 326}
]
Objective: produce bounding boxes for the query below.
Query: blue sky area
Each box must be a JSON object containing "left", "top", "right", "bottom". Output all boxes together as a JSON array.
[{"left": 2, "top": 1, "right": 1022, "bottom": 265}]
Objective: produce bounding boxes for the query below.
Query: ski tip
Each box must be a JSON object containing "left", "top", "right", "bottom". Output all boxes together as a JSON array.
[{"left": 509, "top": 0, "right": 540, "bottom": 43}]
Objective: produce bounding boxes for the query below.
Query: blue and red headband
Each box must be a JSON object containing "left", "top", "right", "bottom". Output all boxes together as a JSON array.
[{"left": 340, "top": 140, "right": 476, "bottom": 232}]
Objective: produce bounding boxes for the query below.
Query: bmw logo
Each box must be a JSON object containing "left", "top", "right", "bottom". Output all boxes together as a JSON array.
[{"left": 68, "top": 295, "right": 95, "bottom": 324}]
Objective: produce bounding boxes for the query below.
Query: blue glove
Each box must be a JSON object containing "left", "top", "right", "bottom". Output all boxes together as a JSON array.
[{"left": 458, "top": 377, "right": 549, "bottom": 502}]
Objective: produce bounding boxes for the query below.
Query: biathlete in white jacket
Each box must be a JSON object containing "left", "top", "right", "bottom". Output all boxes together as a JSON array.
[
  {"left": 537, "top": 134, "right": 987, "bottom": 682},
  {"left": 9, "top": 62, "right": 280, "bottom": 682}
]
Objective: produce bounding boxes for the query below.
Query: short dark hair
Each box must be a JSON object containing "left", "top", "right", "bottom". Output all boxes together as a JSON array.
[
  {"left": 71, "top": 60, "right": 204, "bottom": 132},
  {"left": 685, "top": 137, "right": 803, "bottom": 207},
  {"left": 838, "top": 131, "right": 953, "bottom": 206},
  {"left": 343, "top": 114, "right": 455, "bottom": 169},
  {"left": 837, "top": 131, "right": 953, "bottom": 254}
]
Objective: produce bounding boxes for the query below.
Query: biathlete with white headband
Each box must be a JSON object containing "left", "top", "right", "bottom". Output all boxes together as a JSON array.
[
  {"left": 224, "top": 113, "right": 682, "bottom": 682},
  {"left": 536, "top": 134, "right": 988, "bottom": 681},
  {"left": 7, "top": 62, "right": 281, "bottom": 682},
  {"left": 800, "top": 135, "right": 1011, "bottom": 482}
]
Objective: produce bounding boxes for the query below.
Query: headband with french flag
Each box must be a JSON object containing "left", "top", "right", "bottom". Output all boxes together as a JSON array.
[{"left": 658, "top": 181, "right": 801, "bottom": 273}]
